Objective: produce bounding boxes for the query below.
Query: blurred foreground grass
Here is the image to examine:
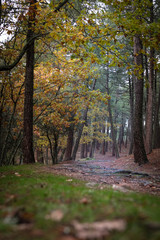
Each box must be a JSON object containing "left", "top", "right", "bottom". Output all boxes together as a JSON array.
[{"left": 0, "top": 164, "right": 160, "bottom": 240}]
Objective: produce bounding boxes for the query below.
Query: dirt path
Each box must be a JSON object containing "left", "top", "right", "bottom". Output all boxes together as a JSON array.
[{"left": 40, "top": 149, "right": 160, "bottom": 196}]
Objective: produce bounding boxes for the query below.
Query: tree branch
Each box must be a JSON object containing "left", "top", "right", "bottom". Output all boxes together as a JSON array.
[
  {"left": 0, "top": 34, "right": 41, "bottom": 71},
  {"left": 0, "top": 0, "right": 70, "bottom": 72},
  {"left": 54, "top": 0, "right": 69, "bottom": 12}
]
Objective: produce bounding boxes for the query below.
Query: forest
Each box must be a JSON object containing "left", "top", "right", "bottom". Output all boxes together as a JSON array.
[
  {"left": 0, "top": 0, "right": 160, "bottom": 167},
  {"left": 0, "top": 1, "right": 160, "bottom": 240}
]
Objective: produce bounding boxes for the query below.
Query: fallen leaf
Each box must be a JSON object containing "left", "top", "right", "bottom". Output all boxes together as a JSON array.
[
  {"left": 79, "top": 197, "right": 91, "bottom": 205},
  {"left": 4, "top": 207, "right": 33, "bottom": 225},
  {"left": 85, "top": 182, "right": 97, "bottom": 188},
  {"left": 14, "top": 172, "right": 21, "bottom": 177},
  {"left": 31, "top": 228, "right": 44, "bottom": 236},
  {"left": 5, "top": 194, "right": 17, "bottom": 204},
  {"left": 45, "top": 209, "right": 64, "bottom": 222},
  {"left": 112, "top": 184, "right": 132, "bottom": 192},
  {"left": 13, "top": 223, "right": 33, "bottom": 231},
  {"left": 0, "top": 175, "right": 6, "bottom": 178},
  {"left": 66, "top": 179, "right": 73, "bottom": 182},
  {"left": 72, "top": 219, "right": 126, "bottom": 239}
]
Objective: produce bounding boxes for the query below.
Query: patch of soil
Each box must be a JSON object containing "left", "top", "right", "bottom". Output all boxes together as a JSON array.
[{"left": 39, "top": 149, "right": 160, "bottom": 196}]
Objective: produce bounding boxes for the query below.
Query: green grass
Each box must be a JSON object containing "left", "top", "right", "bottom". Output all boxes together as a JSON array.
[{"left": 0, "top": 164, "right": 160, "bottom": 240}]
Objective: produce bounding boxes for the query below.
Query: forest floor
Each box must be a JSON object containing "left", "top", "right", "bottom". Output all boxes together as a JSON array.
[
  {"left": 41, "top": 148, "right": 160, "bottom": 196},
  {"left": 0, "top": 151, "right": 160, "bottom": 240}
]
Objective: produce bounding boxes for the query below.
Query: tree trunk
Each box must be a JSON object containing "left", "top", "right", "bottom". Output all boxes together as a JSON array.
[
  {"left": 105, "top": 126, "right": 109, "bottom": 152},
  {"left": 45, "top": 148, "right": 49, "bottom": 165},
  {"left": 71, "top": 108, "right": 88, "bottom": 160},
  {"left": 145, "top": 48, "right": 154, "bottom": 154},
  {"left": 133, "top": 35, "right": 148, "bottom": 164},
  {"left": 72, "top": 79, "right": 97, "bottom": 160},
  {"left": 64, "top": 126, "right": 74, "bottom": 161},
  {"left": 0, "top": 83, "right": 4, "bottom": 161},
  {"left": 125, "top": 134, "right": 128, "bottom": 148},
  {"left": 101, "top": 125, "right": 106, "bottom": 155},
  {"left": 46, "top": 130, "right": 59, "bottom": 164},
  {"left": 89, "top": 139, "right": 95, "bottom": 158},
  {"left": 80, "top": 143, "right": 85, "bottom": 158},
  {"left": 46, "top": 130, "right": 54, "bottom": 163},
  {"left": 128, "top": 76, "right": 134, "bottom": 155},
  {"left": 84, "top": 143, "right": 88, "bottom": 158},
  {"left": 105, "top": 64, "right": 119, "bottom": 158},
  {"left": 23, "top": 0, "right": 36, "bottom": 164},
  {"left": 145, "top": 2, "right": 154, "bottom": 154},
  {"left": 144, "top": 47, "right": 149, "bottom": 111},
  {"left": 8, "top": 131, "right": 23, "bottom": 165},
  {"left": 36, "top": 147, "right": 44, "bottom": 163},
  {"left": 118, "top": 114, "right": 125, "bottom": 153},
  {"left": 53, "top": 132, "right": 58, "bottom": 164},
  {"left": 89, "top": 119, "right": 97, "bottom": 158},
  {"left": 153, "top": 83, "right": 160, "bottom": 148},
  {"left": 59, "top": 148, "right": 66, "bottom": 162}
]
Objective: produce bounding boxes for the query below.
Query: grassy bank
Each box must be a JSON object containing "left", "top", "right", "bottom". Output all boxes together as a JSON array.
[{"left": 0, "top": 164, "right": 160, "bottom": 240}]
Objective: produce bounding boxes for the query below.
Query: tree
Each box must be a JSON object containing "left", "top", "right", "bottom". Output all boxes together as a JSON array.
[
  {"left": 0, "top": 66, "right": 24, "bottom": 165},
  {"left": 133, "top": 35, "right": 148, "bottom": 164},
  {"left": 0, "top": 0, "right": 70, "bottom": 71},
  {"left": 1, "top": 0, "right": 159, "bottom": 166},
  {"left": 0, "top": 0, "right": 38, "bottom": 71},
  {"left": 98, "top": 0, "right": 159, "bottom": 163},
  {"left": 153, "top": 81, "right": 160, "bottom": 149},
  {"left": 128, "top": 75, "right": 134, "bottom": 155},
  {"left": 71, "top": 78, "right": 97, "bottom": 160},
  {"left": 23, "top": 0, "right": 36, "bottom": 164},
  {"left": 145, "top": 0, "right": 154, "bottom": 154},
  {"left": 105, "top": 63, "right": 119, "bottom": 158},
  {"left": 64, "top": 124, "right": 74, "bottom": 161}
]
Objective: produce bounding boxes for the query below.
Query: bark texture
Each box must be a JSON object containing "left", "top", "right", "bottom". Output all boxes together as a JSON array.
[
  {"left": 133, "top": 35, "right": 148, "bottom": 165},
  {"left": 71, "top": 108, "right": 88, "bottom": 160},
  {"left": 106, "top": 64, "right": 119, "bottom": 158},
  {"left": 128, "top": 76, "right": 134, "bottom": 155},
  {"left": 101, "top": 125, "right": 106, "bottom": 155},
  {"left": 64, "top": 126, "right": 74, "bottom": 161},
  {"left": 145, "top": 2, "right": 154, "bottom": 154},
  {"left": 145, "top": 48, "right": 154, "bottom": 154},
  {"left": 153, "top": 84, "right": 160, "bottom": 148},
  {"left": 23, "top": 0, "right": 36, "bottom": 163}
]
